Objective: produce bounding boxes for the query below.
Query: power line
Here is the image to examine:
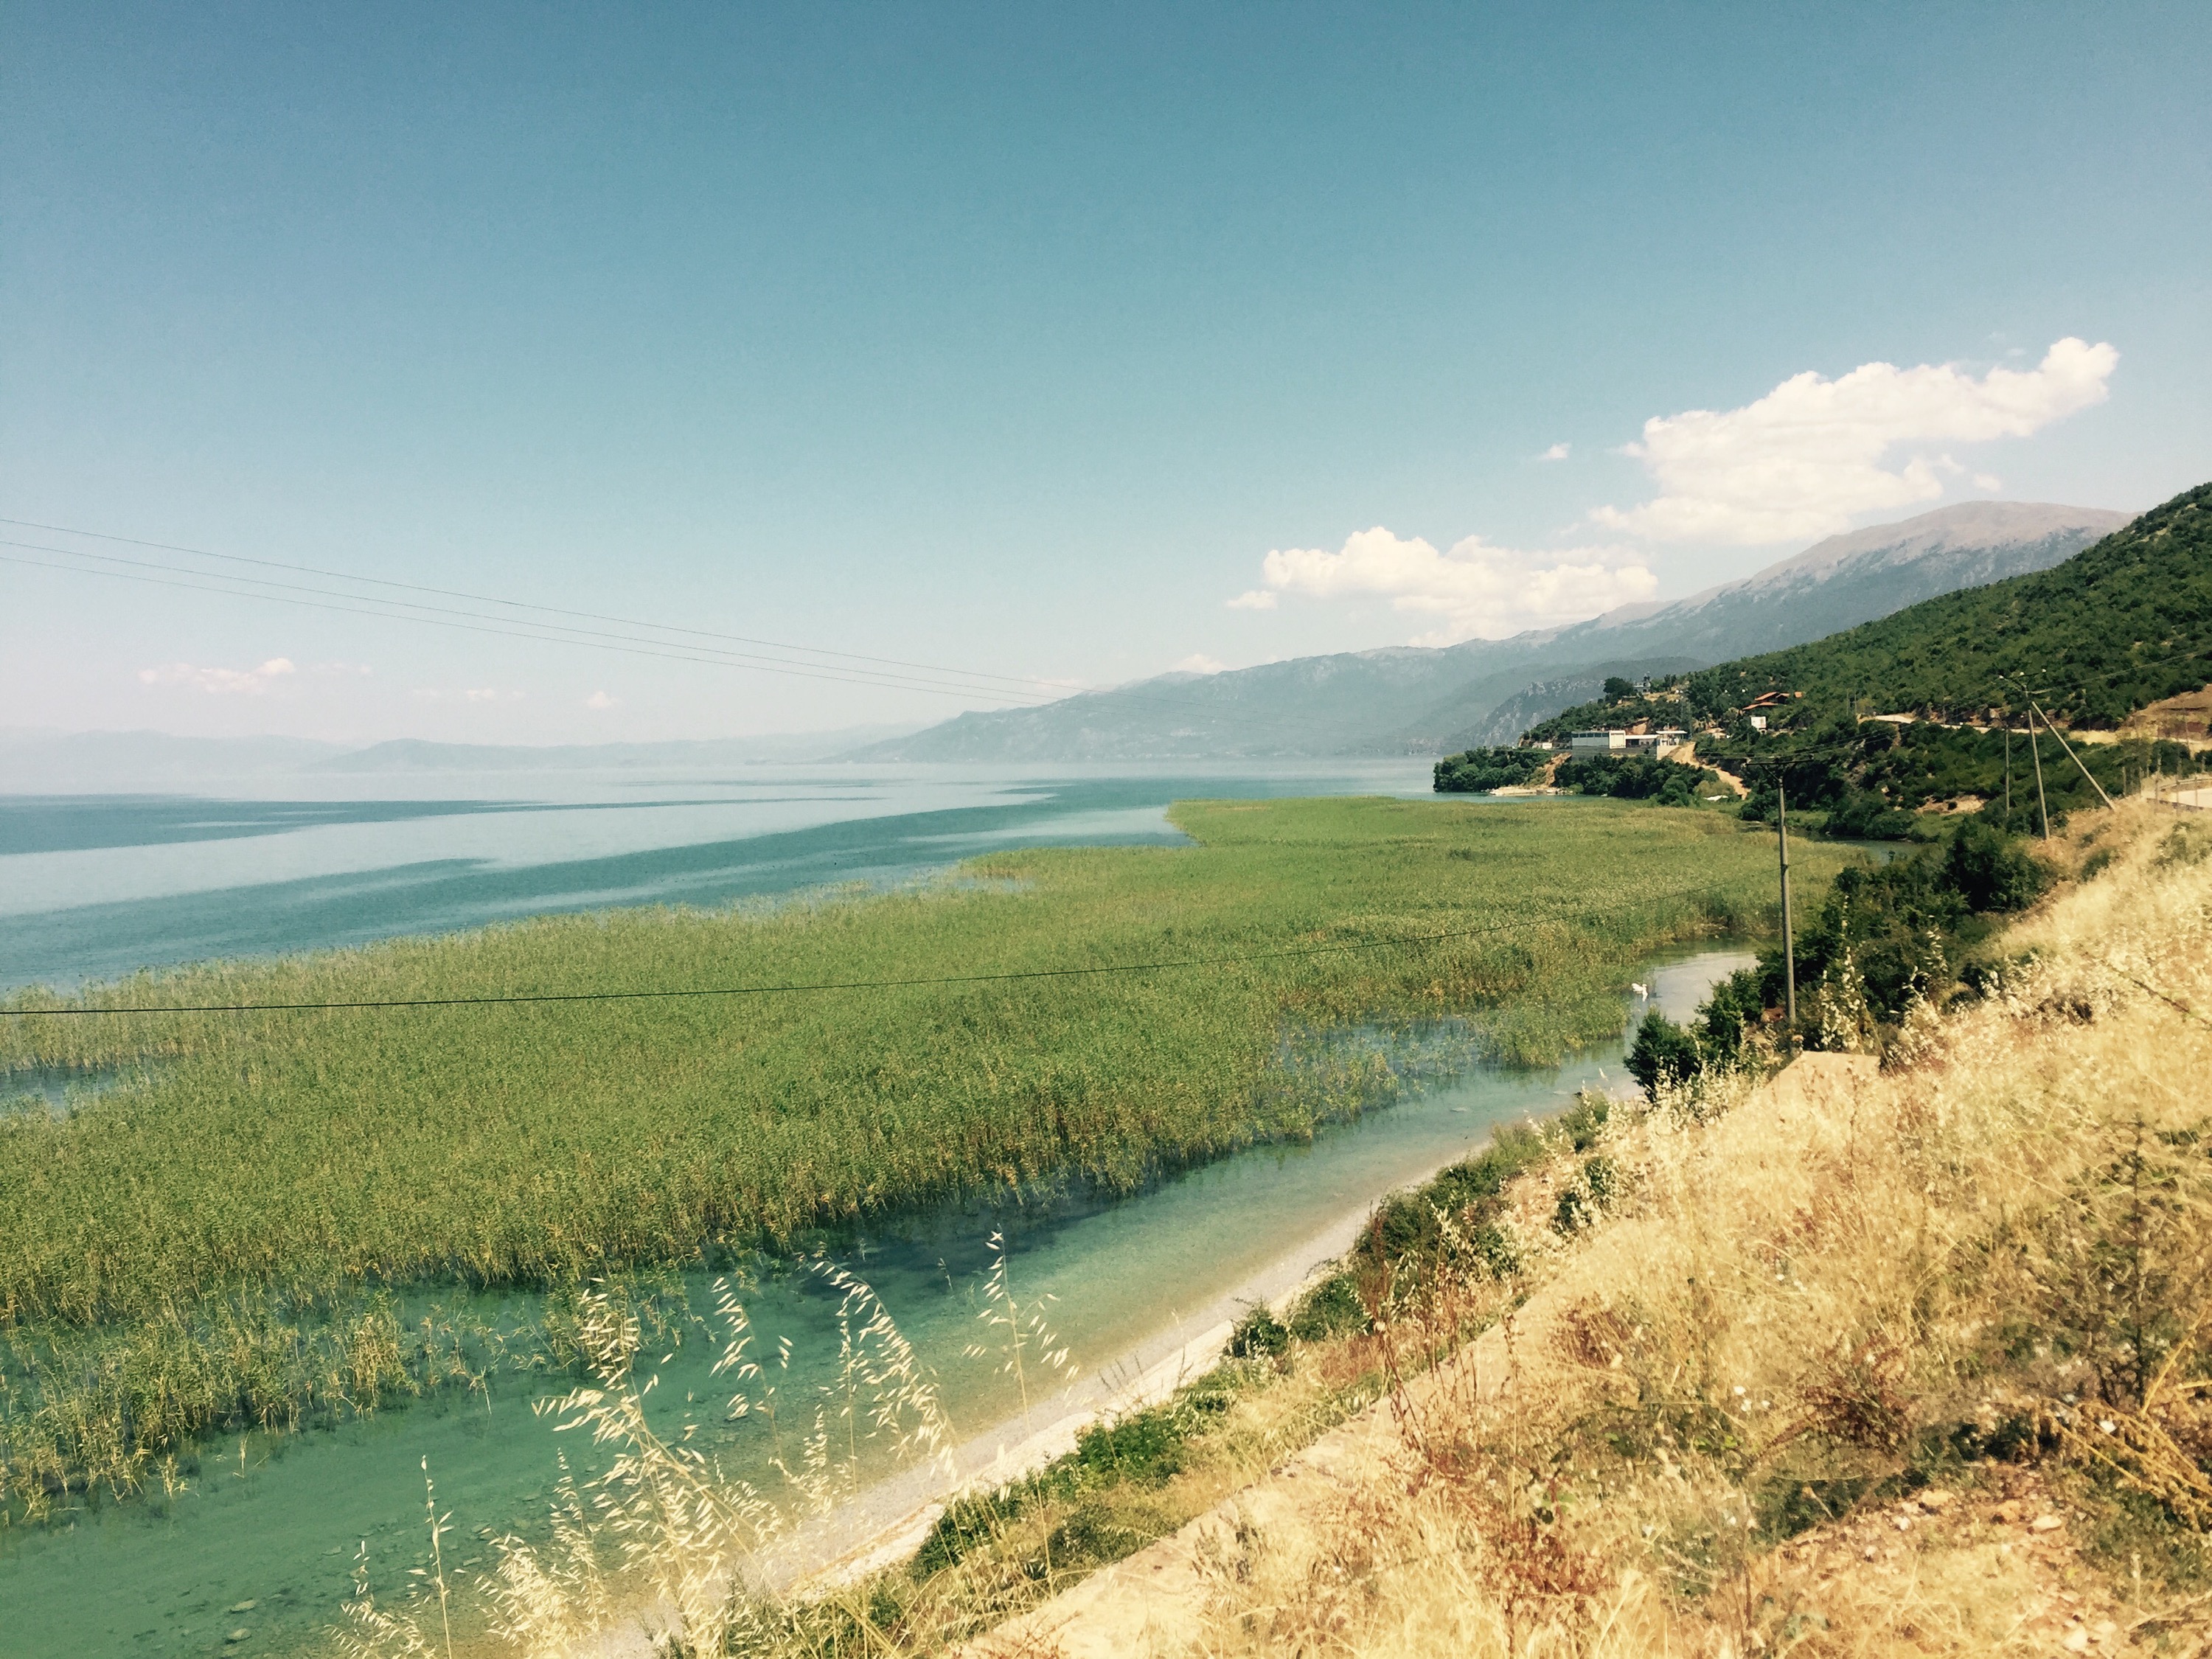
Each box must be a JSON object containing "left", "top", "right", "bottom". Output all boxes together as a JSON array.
[
  {"left": 0, "top": 516, "right": 1083, "bottom": 698},
  {"left": 4, "top": 531, "right": 1414, "bottom": 748},
  {"left": 3, "top": 880, "right": 1745, "bottom": 1018},
  {"left": 1, "top": 542, "right": 1053, "bottom": 703},
  {"left": 0, "top": 549, "right": 1054, "bottom": 706},
  {"left": 2, "top": 538, "right": 1060, "bottom": 703}
]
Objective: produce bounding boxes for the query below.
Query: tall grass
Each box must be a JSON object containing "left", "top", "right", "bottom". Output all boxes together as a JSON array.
[
  {"left": 0, "top": 796, "right": 1836, "bottom": 1509},
  {"left": 1059, "top": 804, "right": 2212, "bottom": 1658}
]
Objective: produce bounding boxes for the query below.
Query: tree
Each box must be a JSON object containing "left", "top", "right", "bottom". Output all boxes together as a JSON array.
[
  {"left": 1627, "top": 1012, "right": 1701, "bottom": 1096},
  {"left": 1602, "top": 675, "right": 1635, "bottom": 703},
  {"left": 1944, "top": 822, "right": 2048, "bottom": 912}
]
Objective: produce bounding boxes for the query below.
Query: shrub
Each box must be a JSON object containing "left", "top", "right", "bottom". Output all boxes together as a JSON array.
[
  {"left": 1944, "top": 822, "right": 2048, "bottom": 912},
  {"left": 1227, "top": 1305, "right": 1290, "bottom": 1360},
  {"left": 1825, "top": 787, "right": 1916, "bottom": 840},
  {"left": 1433, "top": 746, "right": 1551, "bottom": 793},
  {"left": 1287, "top": 1271, "right": 1366, "bottom": 1343},
  {"left": 1627, "top": 1010, "right": 1702, "bottom": 1096},
  {"left": 1555, "top": 754, "right": 1715, "bottom": 803}
]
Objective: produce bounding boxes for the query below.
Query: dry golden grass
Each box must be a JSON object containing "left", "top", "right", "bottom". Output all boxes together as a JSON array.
[{"left": 982, "top": 804, "right": 2212, "bottom": 1659}]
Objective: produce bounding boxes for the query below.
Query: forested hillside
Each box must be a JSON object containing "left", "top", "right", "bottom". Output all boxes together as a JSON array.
[
  {"left": 1688, "top": 481, "right": 2211, "bottom": 727},
  {"left": 1455, "top": 483, "right": 2211, "bottom": 841}
]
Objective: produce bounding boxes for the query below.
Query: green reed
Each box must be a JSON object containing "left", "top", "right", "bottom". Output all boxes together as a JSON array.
[{"left": 0, "top": 796, "right": 1848, "bottom": 1507}]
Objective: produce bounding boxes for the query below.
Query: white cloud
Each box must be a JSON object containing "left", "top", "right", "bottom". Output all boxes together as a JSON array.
[
  {"left": 585, "top": 689, "right": 617, "bottom": 709},
  {"left": 138, "top": 657, "right": 296, "bottom": 695},
  {"left": 1241, "top": 526, "right": 1658, "bottom": 645},
  {"left": 1172, "top": 653, "right": 1227, "bottom": 675},
  {"left": 1591, "top": 337, "right": 2117, "bottom": 545},
  {"left": 1226, "top": 588, "right": 1278, "bottom": 611},
  {"left": 1537, "top": 442, "right": 1571, "bottom": 462}
]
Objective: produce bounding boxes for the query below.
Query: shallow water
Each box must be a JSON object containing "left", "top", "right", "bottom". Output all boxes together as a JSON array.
[
  {"left": 0, "top": 762, "right": 1440, "bottom": 991},
  {"left": 0, "top": 1058, "right": 174, "bottom": 1119},
  {"left": 0, "top": 948, "right": 1745, "bottom": 1659}
]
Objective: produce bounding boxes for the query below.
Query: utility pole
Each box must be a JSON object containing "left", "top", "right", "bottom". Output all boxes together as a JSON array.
[
  {"left": 2027, "top": 701, "right": 2051, "bottom": 842},
  {"left": 1777, "top": 779, "right": 1796, "bottom": 1026},
  {"left": 2029, "top": 696, "right": 2117, "bottom": 810}
]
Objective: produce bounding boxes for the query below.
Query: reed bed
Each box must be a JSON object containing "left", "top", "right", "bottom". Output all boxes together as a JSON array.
[{"left": 0, "top": 796, "right": 1829, "bottom": 1509}]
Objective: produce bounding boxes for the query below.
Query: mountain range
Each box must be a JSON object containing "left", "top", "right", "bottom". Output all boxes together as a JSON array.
[
  {"left": 0, "top": 723, "right": 922, "bottom": 791},
  {"left": 849, "top": 501, "right": 2130, "bottom": 761},
  {"left": 0, "top": 501, "right": 2136, "bottom": 788}
]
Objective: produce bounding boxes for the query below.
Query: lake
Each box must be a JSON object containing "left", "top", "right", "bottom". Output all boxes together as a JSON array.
[
  {"left": 2, "top": 759, "right": 1689, "bottom": 1658},
  {"left": 0, "top": 760, "right": 1439, "bottom": 992}
]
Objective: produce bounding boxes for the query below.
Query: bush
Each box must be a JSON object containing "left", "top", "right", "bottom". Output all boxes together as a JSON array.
[
  {"left": 1554, "top": 754, "right": 1715, "bottom": 804},
  {"left": 1227, "top": 1304, "right": 1290, "bottom": 1360},
  {"left": 1825, "top": 787, "right": 1916, "bottom": 840},
  {"left": 1694, "top": 966, "right": 1767, "bottom": 1064},
  {"left": 1287, "top": 1271, "right": 1366, "bottom": 1342},
  {"left": 1944, "top": 821, "right": 2048, "bottom": 912},
  {"left": 1626, "top": 1010, "right": 1702, "bottom": 1095},
  {"left": 1433, "top": 746, "right": 1551, "bottom": 793}
]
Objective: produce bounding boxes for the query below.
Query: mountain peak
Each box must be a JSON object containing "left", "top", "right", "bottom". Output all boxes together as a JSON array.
[{"left": 851, "top": 501, "right": 2133, "bottom": 761}]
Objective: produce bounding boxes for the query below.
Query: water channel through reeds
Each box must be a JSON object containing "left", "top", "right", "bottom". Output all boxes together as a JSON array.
[{"left": 0, "top": 949, "right": 1746, "bottom": 1658}]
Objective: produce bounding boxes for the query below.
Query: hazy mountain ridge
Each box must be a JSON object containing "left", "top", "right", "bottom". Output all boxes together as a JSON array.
[
  {"left": 850, "top": 501, "right": 2128, "bottom": 760},
  {"left": 0, "top": 504, "right": 2132, "bottom": 787},
  {"left": 307, "top": 726, "right": 922, "bottom": 772},
  {"left": 0, "top": 725, "right": 922, "bottom": 792},
  {"left": 1549, "top": 501, "right": 2132, "bottom": 663}
]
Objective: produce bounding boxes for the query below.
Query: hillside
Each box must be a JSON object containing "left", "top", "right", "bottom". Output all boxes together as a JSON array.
[
  {"left": 939, "top": 808, "right": 2212, "bottom": 1659},
  {"left": 1686, "top": 482, "right": 2211, "bottom": 727},
  {"left": 850, "top": 501, "right": 2126, "bottom": 761},
  {"left": 1503, "top": 482, "right": 2212, "bottom": 828}
]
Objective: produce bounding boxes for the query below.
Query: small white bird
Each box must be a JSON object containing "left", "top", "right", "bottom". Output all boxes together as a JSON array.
[{"left": 1631, "top": 982, "right": 1649, "bottom": 1001}]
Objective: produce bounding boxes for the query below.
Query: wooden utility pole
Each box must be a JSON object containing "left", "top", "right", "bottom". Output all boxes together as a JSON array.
[
  {"left": 1777, "top": 779, "right": 1796, "bottom": 1026},
  {"left": 2027, "top": 703, "right": 2051, "bottom": 841},
  {"left": 2029, "top": 697, "right": 2117, "bottom": 810}
]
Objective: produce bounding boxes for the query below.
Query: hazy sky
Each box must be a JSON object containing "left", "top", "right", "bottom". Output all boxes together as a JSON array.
[{"left": 5, "top": 2, "right": 2208, "bottom": 743}]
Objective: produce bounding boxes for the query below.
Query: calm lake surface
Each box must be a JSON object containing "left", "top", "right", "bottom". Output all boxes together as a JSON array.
[
  {"left": 1, "top": 761, "right": 1700, "bottom": 1658},
  {"left": 0, "top": 760, "right": 1436, "bottom": 991}
]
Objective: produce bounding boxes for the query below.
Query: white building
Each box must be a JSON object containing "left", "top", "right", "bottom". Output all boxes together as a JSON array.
[{"left": 1571, "top": 726, "right": 1693, "bottom": 758}]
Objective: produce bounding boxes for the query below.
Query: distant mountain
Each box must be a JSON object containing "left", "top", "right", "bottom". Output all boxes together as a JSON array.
[
  {"left": 1538, "top": 501, "right": 2133, "bottom": 665},
  {"left": 1514, "top": 481, "right": 2208, "bottom": 826},
  {"left": 1681, "top": 486, "right": 2207, "bottom": 728},
  {"left": 838, "top": 649, "right": 1560, "bottom": 762},
  {"left": 1441, "top": 664, "right": 1709, "bottom": 751},
  {"left": 0, "top": 728, "right": 349, "bottom": 790},
  {"left": 310, "top": 726, "right": 921, "bottom": 773},
  {"left": 0, "top": 723, "right": 923, "bottom": 792},
  {"left": 850, "top": 501, "right": 2130, "bottom": 760}
]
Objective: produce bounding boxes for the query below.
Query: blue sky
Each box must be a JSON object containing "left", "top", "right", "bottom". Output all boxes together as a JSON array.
[{"left": 4, "top": 1, "right": 2208, "bottom": 742}]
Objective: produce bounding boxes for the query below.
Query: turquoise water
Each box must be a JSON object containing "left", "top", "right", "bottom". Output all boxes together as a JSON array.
[
  {"left": 0, "top": 949, "right": 1743, "bottom": 1658},
  {"left": 0, "top": 762, "right": 1435, "bottom": 991},
  {"left": 0, "top": 762, "right": 1666, "bottom": 1655}
]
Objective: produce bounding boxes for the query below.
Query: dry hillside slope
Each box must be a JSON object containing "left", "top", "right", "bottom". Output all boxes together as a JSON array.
[{"left": 971, "top": 808, "right": 2212, "bottom": 1659}]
